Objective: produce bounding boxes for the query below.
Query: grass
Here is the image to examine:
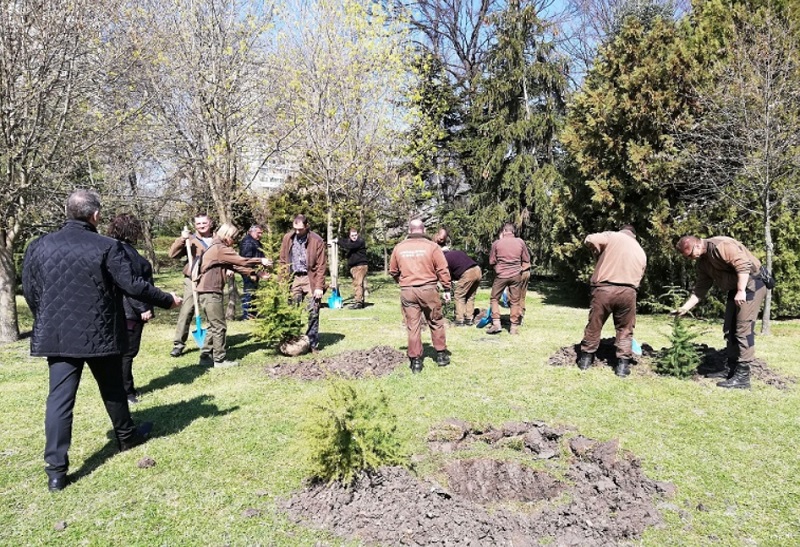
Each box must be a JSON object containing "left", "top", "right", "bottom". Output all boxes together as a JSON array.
[{"left": 2, "top": 273, "right": 800, "bottom": 546}]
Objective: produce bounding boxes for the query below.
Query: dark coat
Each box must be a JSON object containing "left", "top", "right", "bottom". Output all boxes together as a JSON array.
[
  {"left": 22, "top": 220, "right": 174, "bottom": 358},
  {"left": 119, "top": 241, "right": 155, "bottom": 321},
  {"left": 239, "top": 233, "right": 265, "bottom": 259},
  {"left": 338, "top": 236, "right": 369, "bottom": 268}
]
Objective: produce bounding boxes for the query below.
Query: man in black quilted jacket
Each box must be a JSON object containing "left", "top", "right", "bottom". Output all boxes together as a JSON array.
[{"left": 22, "top": 190, "right": 181, "bottom": 492}]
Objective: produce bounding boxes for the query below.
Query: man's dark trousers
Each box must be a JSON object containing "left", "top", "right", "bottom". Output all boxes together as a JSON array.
[{"left": 45, "top": 356, "right": 136, "bottom": 480}]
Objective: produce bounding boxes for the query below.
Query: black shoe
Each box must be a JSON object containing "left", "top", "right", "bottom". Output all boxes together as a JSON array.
[
  {"left": 119, "top": 421, "right": 153, "bottom": 452},
  {"left": 464, "top": 320, "right": 474, "bottom": 326},
  {"left": 453, "top": 321, "right": 465, "bottom": 327},
  {"left": 348, "top": 302, "right": 364, "bottom": 310},
  {"left": 48, "top": 476, "right": 68, "bottom": 492},
  {"left": 198, "top": 354, "right": 214, "bottom": 367},
  {"left": 169, "top": 346, "right": 183, "bottom": 358},
  {"left": 615, "top": 358, "right": 631, "bottom": 377},
  {"left": 127, "top": 395, "right": 139, "bottom": 405},
  {"left": 437, "top": 350, "right": 451, "bottom": 367},
  {"left": 717, "top": 364, "right": 750, "bottom": 389},
  {"left": 410, "top": 357, "right": 423, "bottom": 374},
  {"left": 578, "top": 352, "right": 594, "bottom": 370}
]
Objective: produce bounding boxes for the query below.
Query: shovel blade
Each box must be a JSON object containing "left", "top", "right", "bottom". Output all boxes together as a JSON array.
[
  {"left": 632, "top": 338, "right": 642, "bottom": 356},
  {"left": 191, "top": 316, "right": 207, "bottom": 348},
  {"left": 328, "top": 288, "right": 343, "bottom": 309}
]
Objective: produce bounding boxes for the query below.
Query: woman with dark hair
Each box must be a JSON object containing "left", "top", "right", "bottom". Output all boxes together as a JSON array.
[{"left": 107, "top": 214, "right": 154, "bottom": 404}]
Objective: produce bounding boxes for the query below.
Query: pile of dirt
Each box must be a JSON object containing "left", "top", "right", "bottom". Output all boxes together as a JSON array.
[
  {"left": 547, "top": 339, "right": 795, "bottom": 389},
  {"left": 696, "top": 345, "right": 795, "bottom": 390},
  {"left": 283, "top": 420, "right": 675, "bottom": 546},
  {"left": 266, "top": 345, "right": 406, "bottom": 380},
  {"left": 547, "top": 338, "right": 656, "bottom": 370}
]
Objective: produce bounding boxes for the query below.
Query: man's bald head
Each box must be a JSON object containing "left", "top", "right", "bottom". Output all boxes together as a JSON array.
[{"left": 409, "top": 219, "right": 425, "bottom": 234}]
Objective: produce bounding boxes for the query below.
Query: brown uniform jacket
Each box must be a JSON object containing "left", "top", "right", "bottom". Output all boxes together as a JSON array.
[
  {"left": 585, "top": 229, "right": 647, "bottom": 289},
  {"left": 169, "top": 234, "right": 212, "bottom": 278},
  {"left": 389, "top": 233, "right": 451, "bottom": 290},
  {"left": 489, "top": 236, "right": 531, "bottom": 279},
  {"left": 196, "top": 238, "right": 260, "bottom": 294},
  {"left": 278, "top": 230, "right": 327, "bottom": 293},
  {"left": 693, "top": 237, "right": 761, "bottom": 298}
]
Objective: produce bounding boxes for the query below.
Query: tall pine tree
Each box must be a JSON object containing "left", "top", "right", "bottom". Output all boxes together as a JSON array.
[{"left": 461, "top": 0, "right": 567, "bottom": 264}]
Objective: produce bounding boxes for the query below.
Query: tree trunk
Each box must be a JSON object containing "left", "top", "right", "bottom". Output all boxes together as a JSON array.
[
  {"left": 0, "top": 244, "right": 20, "bottom": 343},
  {"left": 226, "top": 275, "right": 238, "bottom": 320},
  {"left": 761, "top": 211, "right": 773, "bottom": 335}
]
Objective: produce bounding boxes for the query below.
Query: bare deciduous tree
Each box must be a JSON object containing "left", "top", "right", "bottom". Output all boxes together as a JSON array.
[{"left": 676, "top": 9, "right": 800, "bottom": 333}]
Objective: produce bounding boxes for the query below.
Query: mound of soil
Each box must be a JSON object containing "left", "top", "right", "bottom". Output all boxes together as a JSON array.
[
  {"left": 547, "top": 339, "right": 795, "bottom": 389},
  {"left": 266, "top": 345, "right": 406, "bottom": 380},
  {"left": 547, "top": 338, "right": 656, "bottom": 369},
  {"left": 283, "top": 420, "right": 675, "bottom": 546},
  {"left": 695, "top": 345, "right": 795, "bottom": 390}
]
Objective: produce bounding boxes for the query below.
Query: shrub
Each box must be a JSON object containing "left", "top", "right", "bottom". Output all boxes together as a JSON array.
[
  {"left": 250, "top": 275, "right": 304, "bottom": 346},
  {"left": 655, "top": 316, "right": 702, "bottom": 378},
  {"left": 302, "top": 380, "right": 404, "bottom": 486}
]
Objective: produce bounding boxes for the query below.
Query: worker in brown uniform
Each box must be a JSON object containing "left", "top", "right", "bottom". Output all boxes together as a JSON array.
[
  {"left": 674, "top": 235, "right": 766, "bottom": 389},
  {"left": 389, "top": 219, "right": 452, "bottom": 374},
  {"left": 487, "top": 223, "right": 530, "bottom": 335},
  {"left": 578, "top": 225, "right": 647, "bottom": 377}
]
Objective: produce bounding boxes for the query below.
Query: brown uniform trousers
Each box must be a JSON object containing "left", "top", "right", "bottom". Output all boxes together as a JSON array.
[
  {"left": 453, "top": 266, "right": 481, "bottom": 323},
  {"left": 581, "top": 285, "right": 637, "bottom": 359},
  {"left": 401, "top": 285, "right": 446, "bottom": 359},
  {"left": 724, "top": 276, "right": 766, "bottom": 364},
  {"left": 490, "top": 274, "right": 526, "bottom": 326},
  {"left": 350, "top": 264, "right": 368, "bottom": 304}
]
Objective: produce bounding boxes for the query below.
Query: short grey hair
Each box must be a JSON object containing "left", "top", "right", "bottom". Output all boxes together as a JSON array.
[{"left": 66, "top": 190, "right": 101, "bottom": 221}]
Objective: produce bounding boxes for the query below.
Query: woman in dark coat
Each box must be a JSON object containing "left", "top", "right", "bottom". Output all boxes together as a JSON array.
[{"left": 107, "top": 214, "right": 154, "bottom": 403}]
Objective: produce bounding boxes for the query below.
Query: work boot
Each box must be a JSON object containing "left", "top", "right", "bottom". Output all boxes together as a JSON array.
[
  {"left": 437, "top": 350, "right": 451, "bottom": 367},
  {"left": 198, "top": 354, "right": 214, "bottom": 367},
  {"left": 486, "top": 321, "right": 502, "bottom": 335},
  {"left": 615, "top": 358, "right": 631, "bottom": 377},
  {"left": 509, "top": 324, "right": 520, "bottom": 335},
  {"left": 717, "top": 363, "right": 750, "bottom": 389},
  {"left": 578, "top": 352, "right": 594, "bottom": 370},
  {"left": 454, "top": 321, "right": 465, "bottom": 327},
  {"left": 170, "top": 345, "right": 183, "bottom": 358},
  {"left": 409, "top": 357, "right": 423, "bottom": 374},
  {"left": 348, "top": 302, "right": 364, "bottom": 310}
]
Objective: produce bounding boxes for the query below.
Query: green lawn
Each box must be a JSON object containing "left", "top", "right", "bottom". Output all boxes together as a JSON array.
[{"left": 2, "top": 274, "right": 799, "bottom": 546}]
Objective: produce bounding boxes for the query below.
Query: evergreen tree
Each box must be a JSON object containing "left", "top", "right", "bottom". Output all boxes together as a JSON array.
[
  {"left": 655, "top": 316, "right": 702, "bottom": 378},
  {"left": 461, "top": 1, "right": 567, "bottom": 265},
  {"left": 556, "top": 12, "right": 696, "bottom": 297}
]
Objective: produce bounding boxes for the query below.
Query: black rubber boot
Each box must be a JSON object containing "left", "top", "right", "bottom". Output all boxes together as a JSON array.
[
  {"left": 578, "top": 352, "right": 594, "bottom": 370},
  {"left": 437, "top": 350, "right": 451, "bottom": 367},
  {"left": 615, "top": 358, "right": 631, "bottom": 377},
  {"left": 717, "top": 363, "right": 750, "bottom": 389},
  {"left": 409, "top": 357, "right": 423, "bottom": 374}
]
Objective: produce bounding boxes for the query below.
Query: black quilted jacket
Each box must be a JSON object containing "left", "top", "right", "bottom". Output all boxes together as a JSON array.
[{"left": 22, "top": 220, "right": 174, "bottom": 357}]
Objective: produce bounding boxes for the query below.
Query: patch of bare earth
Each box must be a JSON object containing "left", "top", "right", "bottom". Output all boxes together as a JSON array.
[
  {"left": 265, "top": 345, "right": 406, "bottom": 380},
  {"left": 547, "top": 338, "right": 795, "bottom": 389},
  {"left": 283, "top": 420, "right": 675, "bottom": 546}
]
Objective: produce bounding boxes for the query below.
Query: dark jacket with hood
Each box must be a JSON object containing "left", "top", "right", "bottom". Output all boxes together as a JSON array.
[{"left": 22, "top": 220, "right": 174, "bottom": 358}]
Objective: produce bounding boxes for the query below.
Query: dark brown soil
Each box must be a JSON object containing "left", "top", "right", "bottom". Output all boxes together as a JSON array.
[
  {"left": 282, "top": 420, "right": 675, "bottom": 546},
  {"left": 265, "top": 345, "right": 406, "bottom": 380},
  {"left": 547, "top": 338, "right": 795, "bottom": 389},
  {"left": 546, "top": 338, "right": 656, "bottom": 370}
]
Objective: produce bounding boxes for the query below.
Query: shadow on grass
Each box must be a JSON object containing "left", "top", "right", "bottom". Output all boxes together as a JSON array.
[
  {"left": 226, "top": 333, "right": 274, "bottom": 357},
  {"left": 534, "top": 279, "right": 589, "bottom": 309},
  {"left": 318, "top": 332, "right": 345, "bottom": 350},
  {"left": 138, "top": 362, "right": 209, "bottom": 395},
  {"left": 71, "top": 395, "right": 237, "bottom": 484}
]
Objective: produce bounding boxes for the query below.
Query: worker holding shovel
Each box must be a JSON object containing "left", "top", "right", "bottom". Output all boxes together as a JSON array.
[{"left": 167, "top": 214, "right": 215, "bottom": 358}]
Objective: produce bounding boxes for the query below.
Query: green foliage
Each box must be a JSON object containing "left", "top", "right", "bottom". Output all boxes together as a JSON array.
[
  {"left": 556, "top": 14, "right": 697, "bottom": 301},
  {"left": 655, "top": 316, "right": 703, "bottom": 378},
  {"left": 302, "top": 380, "right": 404, "bottom": 486},
  {"left": 461, "top": 3, "right": 567, "bottom": 269},
  {"left": 250, "top": 275, "right": 304, "bottom": 346}
]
